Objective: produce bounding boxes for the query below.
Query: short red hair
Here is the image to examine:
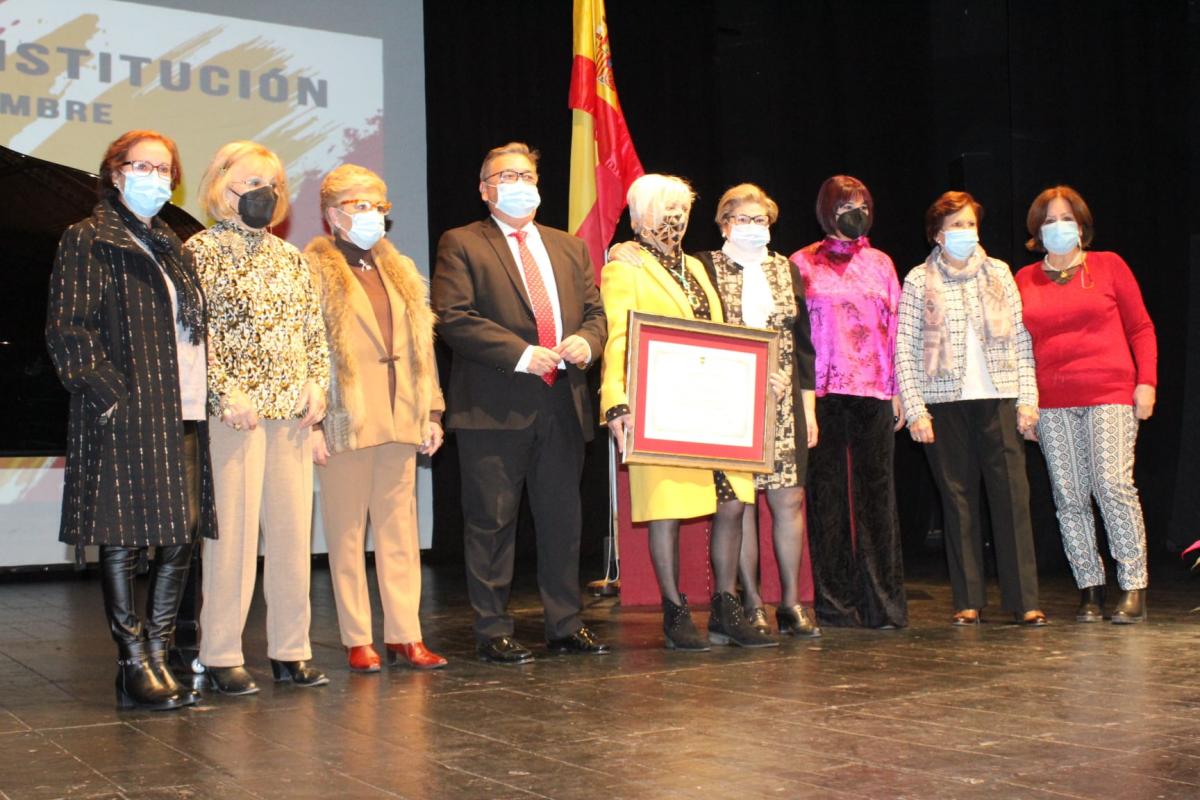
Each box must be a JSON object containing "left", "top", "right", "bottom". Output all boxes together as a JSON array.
[
  {"left": 925, "top": 191, "right": 983, "bottom": 245},
  {"left": 98, "top": 129, "right": 182, "bottom": 197},
  {"left": 1025, "top": 185, "right": 1094, "bottom": 252},
  {"left": 815, "top": 175, "right": 873, "bottom": 237}
]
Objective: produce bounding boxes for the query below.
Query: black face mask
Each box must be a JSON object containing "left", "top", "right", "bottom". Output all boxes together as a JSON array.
[
  {"left": 235, "top": 185, "right": 278, "bottom": 229},
  {"left": 835, "top": 207, "right": 869, "bottom": 239}
]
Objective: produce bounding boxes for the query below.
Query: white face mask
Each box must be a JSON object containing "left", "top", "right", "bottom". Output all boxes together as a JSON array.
[
  {"left": 338, "top": 209, "right": 386, "bottom": 250},
  {"left": 492, "top": 182, "right": 541, "bottom": 218},
  {"left": 728, "top": 223, "right": 770, "bottom": 250}
]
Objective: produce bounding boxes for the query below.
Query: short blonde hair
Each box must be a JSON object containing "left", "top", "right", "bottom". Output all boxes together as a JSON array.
[
  {"left": 480, "top": 141, "right": 539, "bottom": 181},
  {"left": 714, "top": 183, "right": 779, "bottom": 226},
  {"left": 320, "top": 164, "right": 387, "bottom": 213},
  {"left": 197, "top": 140, "right": 290, "bottom": 226},
  {"left": 627, "top": 174, "right": 695, "bottom": 231}
]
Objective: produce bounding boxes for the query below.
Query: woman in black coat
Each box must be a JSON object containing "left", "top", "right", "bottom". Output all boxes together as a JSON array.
[{"left": 46, "top": 130, "right": 217, "bottom": 711}]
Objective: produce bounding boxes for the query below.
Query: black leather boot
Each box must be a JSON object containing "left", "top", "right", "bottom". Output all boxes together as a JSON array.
[
  {"left": 145, "top": 544, "right": 198, "bottom": 706},
  {"left": 708, "top": 591, "right": 778, "bottom": 648},
  {"left": 1111, "top": 589, "right": 1146, "bottom": 624},
  {"left": 101, "top": 546, "right": 186, "bottom": 711},
  {"left": 1076, "top": 586, "right": 1105, "bottom": 623},
  {"left": 270, "top": 660, "right": 329, "bottom": 687},
  {"left": 662, "top": 594, "right": 710, "bottom": 651}
]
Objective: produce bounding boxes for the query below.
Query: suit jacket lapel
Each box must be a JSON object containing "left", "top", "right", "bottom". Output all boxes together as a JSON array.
[{"left": 480, "top": 218, "right": 533, "bottom": 317}]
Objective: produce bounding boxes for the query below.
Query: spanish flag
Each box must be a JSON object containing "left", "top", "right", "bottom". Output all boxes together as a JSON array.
[{"left": 568, "top": 0, "right": 644, "bottom": 277}]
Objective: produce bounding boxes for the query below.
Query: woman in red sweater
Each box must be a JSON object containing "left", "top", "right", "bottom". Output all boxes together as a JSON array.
[{"left": 1015, "top": 186, "right": 1157, "bottom": 624}]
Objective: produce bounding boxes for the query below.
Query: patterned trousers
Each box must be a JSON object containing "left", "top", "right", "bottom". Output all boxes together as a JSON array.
[{"left": 1036, "top": 404, "right": 1148, "bottom": 590}]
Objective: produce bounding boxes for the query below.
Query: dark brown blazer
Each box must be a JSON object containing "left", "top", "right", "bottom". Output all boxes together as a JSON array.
[{"left": 431, "top": 217, "right": 606, "bottom": 440}]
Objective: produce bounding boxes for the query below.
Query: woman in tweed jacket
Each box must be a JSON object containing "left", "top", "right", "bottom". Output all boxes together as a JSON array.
[
  {"left": 46, "top": 130, "right": 216, "bottom": 711},
  {"left": 895, "top": 191, "right": 1046, "bottom": 626}
]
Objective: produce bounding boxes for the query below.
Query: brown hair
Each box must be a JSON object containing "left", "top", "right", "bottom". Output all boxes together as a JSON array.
[
  {"left": 714, "top": 183, "right": 779, "bottom": 226},
  {"left": 479, "top": 141, "right": 540, "bottom": 181},
  {"left": 924, "top": 191, "right": 983, "bottom": 245},
  {"left": 98, "top": 129, "right": 182, "bottom": 197},
  {"left": 1025, "top": 185, "right": 1094, "bottom": 252},
  {"left": 815, "top": 175, "right": 873, "bottom": 236}
]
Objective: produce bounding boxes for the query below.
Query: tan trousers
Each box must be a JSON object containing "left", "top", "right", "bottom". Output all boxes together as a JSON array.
[
  {"left": 318, "top": 442, "right": 423, "bottom": 646},
  {"left": 200, "top": 418, "right": 314, "bottom": 666}
]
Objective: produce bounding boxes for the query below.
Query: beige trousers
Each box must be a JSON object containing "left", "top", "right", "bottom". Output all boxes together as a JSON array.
[
  {"left": 200, "top": 418, "right": 314, "bottom": 666},
  {"left": 318, "top": 442, "right": 423, "bottom": 646}
]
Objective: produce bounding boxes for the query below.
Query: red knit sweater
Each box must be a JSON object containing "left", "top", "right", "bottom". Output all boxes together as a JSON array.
[{"left": 1015, "top": 251, "right": 1156, "bottom": 409}]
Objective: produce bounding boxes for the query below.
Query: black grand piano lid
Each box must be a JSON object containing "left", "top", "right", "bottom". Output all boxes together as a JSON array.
[{"left": 0, "top": 145, "right": 205, "bottom": 455}]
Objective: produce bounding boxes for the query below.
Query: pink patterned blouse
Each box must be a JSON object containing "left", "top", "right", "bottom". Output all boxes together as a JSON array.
[{"left": 790, "top": 237, "right": 900, "bottom": 400}]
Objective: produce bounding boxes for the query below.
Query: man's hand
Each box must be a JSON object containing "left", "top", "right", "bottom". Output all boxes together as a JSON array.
[
  {"left": 526, "top": 346, "right": 560, "bottom": 376},
  {"left": 554, "top": 335, "right": 591, "bottom": 367}
]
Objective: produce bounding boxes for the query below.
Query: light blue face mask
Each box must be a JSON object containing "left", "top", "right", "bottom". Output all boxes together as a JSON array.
[
  {"left": 120, "top": 172, "right": 172, "bottom": 219},
  {"left": 492, "top": 182, "right": 540, "bottom": 218},
  {"left": 729, "top": 223, "right": 771, "bottom": 250},
  {"left": 942, "top": 228, "right": 979, "bottom": 260},
  {"left": 1041, "top": 220, "right": 1080, "bottom": 255},
  {"left": 340, "top": 209, "right": 386, "bottom": 250}
]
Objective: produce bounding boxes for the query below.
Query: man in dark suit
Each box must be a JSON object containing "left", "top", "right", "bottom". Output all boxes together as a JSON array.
[{"left": 432, "top": 142, "right": 609, "bottom": 664}]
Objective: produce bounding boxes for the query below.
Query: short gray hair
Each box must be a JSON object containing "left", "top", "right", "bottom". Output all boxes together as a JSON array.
[
  {"left": 480, "top": 141, "right": 539, "bottom": 180},
  {"left": 626, "top": 174, "right": 695, "bottom": 231}
]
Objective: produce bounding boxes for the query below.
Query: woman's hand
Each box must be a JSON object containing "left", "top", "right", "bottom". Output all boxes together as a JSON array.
[
  {"left": 1017, "top": 405, "right": 1040, "bottom": 441},
  {"left": 608, "top": 413, "right": 633, "bottom": 455},
  {"left": 294, "top": 381, "right": 327, "bottom": 428},
  {"left": 220, "top": 388, "right": 259, "bottom": 431},
  {"left": 909, "top": 416, "right": 934, "bottom": 444},
  {"left": 312, "top": 428, "right": 329, "bottom": 466},
  {"left": 1133, "top": 384, "right": 1156, "bottom": 420},
  {"left": 768, "top": 369, "right": 788, "bottom": 398},
  {"left": 892, "top": 396, "right": 905, "bottom": 432},
  {"left": 419, "top": 421, "right": 444, "bottom": 456},
  {"left": 607, "top": 240, "right": 641, "bottom": 265}
]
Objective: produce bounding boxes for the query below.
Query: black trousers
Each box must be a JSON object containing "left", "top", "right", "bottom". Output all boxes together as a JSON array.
[
  {"left": 924, "top": 399, "right": 1040, "bottom": 613},
  {"left": 456, "top": 376, "right": 585, "bottom": 642},
  {"left": 806, "top": 394, "right": 907, "bottom": 627}
]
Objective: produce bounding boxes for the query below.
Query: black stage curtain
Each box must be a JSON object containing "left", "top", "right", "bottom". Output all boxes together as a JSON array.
[{"left": 423, "top": 1, "right": 1195, "bottom": 569}]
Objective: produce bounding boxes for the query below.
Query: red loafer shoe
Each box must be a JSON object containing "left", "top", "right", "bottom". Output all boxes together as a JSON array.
[
  {"left": 386, "top": 641, "right": 448, "bottom": 670},
  {"left": 346, "top": 644, "right": 381, "bottom": 673}
]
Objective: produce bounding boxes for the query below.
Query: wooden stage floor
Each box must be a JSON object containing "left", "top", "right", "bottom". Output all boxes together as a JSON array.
[{"left": 1, "top": 555, "right": 1199, "bottom": 799}]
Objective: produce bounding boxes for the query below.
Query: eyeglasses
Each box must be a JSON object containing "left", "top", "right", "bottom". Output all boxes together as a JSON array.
[
  {"left": 484, "top": 169, "right": 539, "bottom": 185},
  {"left": 121, "top": 160, "right": 172, "bottom": 178},
  {"left": 231, "top": 177, "right": 277, "bottom": 191},
  {"left": 338, "top": 198, "right": 392, "bottom": 215},
  {"left": 727, "top": 214, "right": 770, "bottom": 226}
]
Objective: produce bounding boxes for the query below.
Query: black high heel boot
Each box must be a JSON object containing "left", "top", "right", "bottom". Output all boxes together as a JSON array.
[
  {"left": 662, "top": 594, "right": 710, "bottom": 651},
  {"left": 1076, "top": 586, "right": 1105, "bottom": 623},
  {"left": 708, "top": 592, "right": 778, "bottom": 648},
  {"left": 102, "top": 546, "right": 186, "bottom": 711},
  {"left": 145, "top": 543, "right": 199, "bottom": 706},
  {"left": 1112, "top": 589, "right": 1146, "bottom": 624}
]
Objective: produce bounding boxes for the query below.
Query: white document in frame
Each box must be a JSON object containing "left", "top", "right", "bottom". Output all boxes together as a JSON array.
[{"left": 641, "top": 340, "right": 758, "bottom": 448}]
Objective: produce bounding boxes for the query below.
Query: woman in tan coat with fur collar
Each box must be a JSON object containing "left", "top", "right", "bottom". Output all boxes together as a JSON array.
[{"left": 306, "top": 164, "right": 447, "bottom": 671}]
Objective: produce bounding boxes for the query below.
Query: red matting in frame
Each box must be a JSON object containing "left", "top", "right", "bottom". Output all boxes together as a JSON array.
[{"left": 627, "top": 316, "right": 775, "bottom": 471}]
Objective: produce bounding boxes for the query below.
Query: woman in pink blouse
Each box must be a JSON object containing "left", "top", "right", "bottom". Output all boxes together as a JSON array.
[{"left": 790, "top": 176, "right": 908, "bottom": 629}]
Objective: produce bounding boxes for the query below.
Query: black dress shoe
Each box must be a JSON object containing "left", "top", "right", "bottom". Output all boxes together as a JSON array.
[
  {"left": 547, "top": 626, "right": 611, "bottom": 655},
  {"left": 1112, "top": 589, "right": 1146, "bottom": 624},
  {"left": 204, "top": 665, "right": 260, "bottom": 696},
  {"left": 477, "top": 636, "right": 535, "bottom": 664},
  {"left": 1076, "top": 586, "right": 1105, "bottom": 623},
  {"left": 269, "top": 659, "right": 329, "bottom": 687}
]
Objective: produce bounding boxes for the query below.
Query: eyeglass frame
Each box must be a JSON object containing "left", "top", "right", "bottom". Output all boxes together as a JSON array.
[
  {"left": 337, "top": 198, "right": 393, "bottom": 215},
  {"left": 724, "top": 213, "right": 771, "bottom": 226},
  {"left": 120, "top": 160, "right": 173, "bottom": 179},
  {"left": 483, "top": 169, "right": 539, "bottom": 185}
]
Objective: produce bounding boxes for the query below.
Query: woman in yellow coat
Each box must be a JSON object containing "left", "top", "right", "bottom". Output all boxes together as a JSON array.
[{"left": 601, "top": 174, "right": 775, "bottom": 651}]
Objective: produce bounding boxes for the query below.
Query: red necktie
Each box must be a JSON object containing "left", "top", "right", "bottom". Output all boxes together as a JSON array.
[{"left": 511, "top": 230, "right": 558, "bottom": 386}]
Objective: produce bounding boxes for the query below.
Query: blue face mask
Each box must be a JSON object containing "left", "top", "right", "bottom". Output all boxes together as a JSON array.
[
  {"left": 120, "top": 172, "right": 172, "bottom": 219},
  {"left": 339, "top": 209, "right": 386, "bottom": 250},
  {"left": 492, "top": 182, "right": 540, "bottom": 218},
  {"left": 1041, "top": 220, "right": 1080, "bottom": 256},
  {"left": 729, "top": 223, "right": 771, "bottom": 250},
  {"left": 942, "top": 228, "right": 979, "bottom": 260}
]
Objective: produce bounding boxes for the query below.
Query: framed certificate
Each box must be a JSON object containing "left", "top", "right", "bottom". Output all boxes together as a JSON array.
[{"left": 623, "top": 311, "right": 779, "bottom": 473}]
